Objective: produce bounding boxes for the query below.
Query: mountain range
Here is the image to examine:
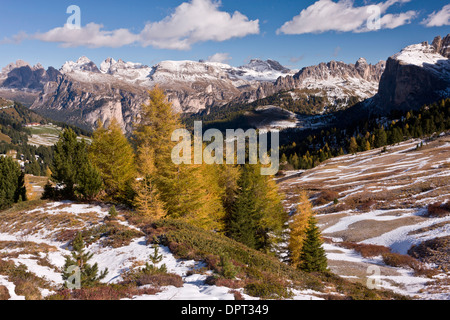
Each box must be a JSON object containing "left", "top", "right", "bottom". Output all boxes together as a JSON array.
[{"left": 0, "top": 34, "right": 449, "bottom": 133}]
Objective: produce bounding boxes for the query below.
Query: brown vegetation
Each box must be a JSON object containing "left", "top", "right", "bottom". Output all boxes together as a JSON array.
[{"left": 339, "top": 242, "right": 391, "bottom": 258}]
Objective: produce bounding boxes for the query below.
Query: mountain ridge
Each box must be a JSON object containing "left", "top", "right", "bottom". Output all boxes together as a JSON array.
[{"left": 0, "top": 34, "right": 448, "bottom": 133}]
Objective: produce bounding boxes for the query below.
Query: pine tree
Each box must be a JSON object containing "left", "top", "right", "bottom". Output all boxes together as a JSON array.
[
  {"left": 227, "top": 184, "right": 259, "bottom": 249},
  {"left": 62, "top": 233, "right": 108, "bottom": 288},
  {"left": 227, "top": 164, "right": 287, "bottom": 251},
  {"left": 374, "top": 127, "right": 387, "bottom": 148},
  {"left": 89, "top": 119, "right": 137, "bottom": 203},
  {"left": 289, "top": 191, "right": 314, "bottom": 268},
  {"left": 299, "top": 216, "right": 328, "bottom": 273},
  {"left": 51, "top": 129, "right": 82, "bottom": 197},
  {"left": 0, "top": 156, "right": 26, "bottom": 209},
  {"left": 51, "top": 129, "right": 100, "bottom": 199},
  {"left": 77, "top": 162, "right": 103, "bottom": 200}
]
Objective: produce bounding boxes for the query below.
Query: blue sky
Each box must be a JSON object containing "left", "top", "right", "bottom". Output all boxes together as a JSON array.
[{"left": 0, "top": 0, "right": 449, "bottom": 70}]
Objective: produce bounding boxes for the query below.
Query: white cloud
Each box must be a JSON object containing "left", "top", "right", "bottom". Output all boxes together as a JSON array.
[
  {"left": 8, "top": 0, "right": 259, "bottom": 50},
  {"left": 33, "top": 23, "right": 139, "bottom": 48},
  {"left": 139, "top": 0, "right": 259, "bottom": 50},
  {"left": 422, "top": 4, "right": 450, "bottom": 27},
  {"left": 277, "top": 0, "right": 416, "bottom": 35},
  {"left": 206, "top": 53, "right": 232, "bottom": 64}
]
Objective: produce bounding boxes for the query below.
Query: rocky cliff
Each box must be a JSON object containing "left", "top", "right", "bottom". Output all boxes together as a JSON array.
[{"left": 370, "top": 35, "right": 450, "bottom": 114}]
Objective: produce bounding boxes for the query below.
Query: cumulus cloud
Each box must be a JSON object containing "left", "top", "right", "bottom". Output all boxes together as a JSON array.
[
  {"left": 33, "top": 23, "right": 139, "bottom": 48},
  {"left": 422, "top": 4, "right": 450, "bottom": 27},
  {"left": 277, "top": 0, "right": 417, "bottom": 35},
  {"left": 206, "top": 53, "right": 232, "bottom": 64},
  {"left": 15, "top": 0, "right": 259, "bottom": 50},
  {"left": 139, "top": 0, "right": 259, "bottom": 50}
]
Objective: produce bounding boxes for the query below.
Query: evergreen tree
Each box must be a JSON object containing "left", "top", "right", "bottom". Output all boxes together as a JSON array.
[
  {"left": 51, "top": 129, "right": 99, "bottom": 199},
  {"left": 62, "top": 233, "right": 108, "bottom": 288},
  {"left": 51, "top": 129, "right": 82, "bottom": 197},
  {"left": 374, "top": 127, "right": 387, "bottom": 148},
  {"left": 227, "top": 164, "right": 287, "bottom": 251},
  {"left": 0, "top": 156, "right": 26, "bottom": 209},
  {"left": 77, "top": 162, "right": 103, "bottom": 200},
  {"left": 227, "top": 175, "right": 259, "bottom": 249},
  {"left": 299, "top": 216, "right": 328, "bottom": 273}
]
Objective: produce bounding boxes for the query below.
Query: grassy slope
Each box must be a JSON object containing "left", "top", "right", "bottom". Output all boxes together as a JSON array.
[{"left": 137, "top": 218, "right": 406, "bottom": 300}]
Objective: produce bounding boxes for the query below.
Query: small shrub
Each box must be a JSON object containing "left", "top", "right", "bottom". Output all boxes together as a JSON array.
[
  {"left": 80, "top": 222, "right": 143, "bottom": 248},
  {"left": 412, "top": 265, "right": 440, "bottom": 278},
  {"left": 205, "top": 276, "right": 243, "bottom": 289},
  {"left": 136, "top": 273, "right": 183, "bottom": 288},
  {"left": 229, "top": 290, "right": 244, "bottom": 300},
  {"left": 14, "top": 280, "right": 42, "bottom": 300},
  {"left": 382, "top": 253, "right": 421, "bottom": 270},
  {"left": 218, "top": 255, "right": 239, "bottom": 279},
  {"left": 358, "top": 199, "right": 377, "bottom": 212},
  {"left": 47, "top": 285, "right": 159, "bottom": 300},
  {"left": 244, "top": 281, "right": 292, "bottom": 299},
  {"left": 0, "top": 285, "right": 10, "bottom": 300},
  {"left": 108, "top": 206, "right": 118, "bottom": 219},
  {"left": 426, "top": 203, "right": 450, "bottom": 218},
  {"left": 315, "top": 190, "right": 340, "bottom": 206},
  {"left": 340, "top": 242, "right": 391, "bottom": 258},
  {"left": 54, "top": 229, "right": 80, "bottom": 242}
]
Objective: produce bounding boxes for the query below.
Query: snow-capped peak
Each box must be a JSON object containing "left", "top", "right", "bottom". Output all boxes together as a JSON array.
[
  {"left": 76, "top": 56, "right": 92, "bottom": 65},
  {"left": 392, "top": 42, "right": 448, "bottom": 67},
  {"left": 99, "top": 57, "right": 149, "bottom": 75},
  {"left": 242, "top": 59, "right": 290, "bottom": 73},
  {"left": 61, "top": 56, "right": 100, "bottom": 74}
]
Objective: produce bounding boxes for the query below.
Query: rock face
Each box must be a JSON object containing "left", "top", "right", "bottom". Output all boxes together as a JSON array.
[
  {"left": 370, "top": 35, "right": 450, "bottom": 114},
  {"left": 432, "top": 34, "right": 450, "bottom": 58},
  {"left": 270, "top": 58, "right": 386, "bottom": 110},
  {"left": 31, "top": 72, "right": 148, "bottom": 133}
]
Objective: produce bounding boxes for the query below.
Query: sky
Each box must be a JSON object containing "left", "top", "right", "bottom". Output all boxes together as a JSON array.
[{"left": 0, "top": 0, "right": 449, "bottom": 70}]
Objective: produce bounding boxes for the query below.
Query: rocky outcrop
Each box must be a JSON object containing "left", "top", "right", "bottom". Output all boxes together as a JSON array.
[
  {"left": 31, "top": 73, "right": 148, "bottom": 133},
  {"left": 432, "top": 34, "right": 450, "bottom": 58},
  {"left": 370, "top": 35, "right": 450, "bottom": 114}
]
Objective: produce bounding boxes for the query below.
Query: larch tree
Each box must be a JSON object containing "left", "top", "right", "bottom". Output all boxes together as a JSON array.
[
  {"left": 133, "top": 86, "right": 226, "bottom": 230},
  {"left": 289, "top": 191, "right": 314, "bottom": 268},
  {"left": 348, "top": 136, "right": 358, "bottom": 155},
  {"left": 133, "top": 144, "right": 166, "bottom": 220},
  {"left": 89, "top": 119, "right": 137, "bottom": 203}
]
